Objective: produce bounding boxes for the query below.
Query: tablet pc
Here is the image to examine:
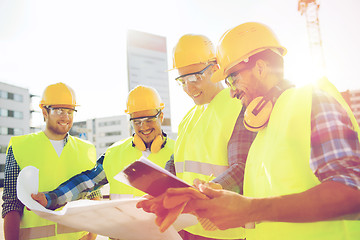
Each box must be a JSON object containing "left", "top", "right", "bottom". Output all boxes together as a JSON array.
[{"left": 115, "top": 157, "right": 192, "bottom": 197}]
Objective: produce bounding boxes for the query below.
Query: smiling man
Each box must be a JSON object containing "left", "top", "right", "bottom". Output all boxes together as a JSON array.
[
  {"left": 2, "top": 82, "right": 98, "bottom": 240},
  {"left": 164, "top": 34, "right": 256, "bottom": 240},
  {"left": 163, "top": 22, "right": 360, "bottom": 240},
  {"left": 31, "top": 85, "right": 175, "bottom": 209}
]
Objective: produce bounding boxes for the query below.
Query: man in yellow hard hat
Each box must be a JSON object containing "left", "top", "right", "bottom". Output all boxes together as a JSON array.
[
  {"left": 31, "top": 85, "right": 175, "bottom": 211},
  {"left": 2, "top": 82, "right": 99, "bottom": 240},
  {"left": 162, "top": 22, "right": 360, "bottom": 240},
  {"left": 164, "top": 34, "right": 256, "bottom": 240}
]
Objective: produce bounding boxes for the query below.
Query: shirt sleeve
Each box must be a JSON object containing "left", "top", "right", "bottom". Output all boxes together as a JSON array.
[
  {"left": 2, "top": 146, "right": 25, "bottom": 218},
  {"left": 165, "top": 154, "right": 176, "bottom": 176},
  {"left": 310, "top": 88, "right": 360, "bottom": 190},
  {"left": 46, "top": 154, "right": 108, "bottom": 210},
  {"left": 213, "top": 107, "right": 257, "bottom": 194}
]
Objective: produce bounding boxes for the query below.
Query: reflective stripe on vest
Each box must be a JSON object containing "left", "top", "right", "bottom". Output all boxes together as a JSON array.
[
  {"left": 174, "top": 161, "right": 229, "bottom": 177},
  {"left": 20, "top": 225, "right": 56, "bottom": 239},
  {"left": 20, "top": 224, "right": 85, "bottom": 239},
  {"left": 110, "top": 193, "right": 134, "bottom": 200},
  {"left": 11, "top": 131, "right": 96, "bottom": 240},
  {"left": 103, "top": 136, "right": 175, "bottom": 197},
  {"left": 174, "top": 88, "right": 245, "bottom": 239},
  {"left": 244, "top": 78, "right": 360, "bottom": 240}
]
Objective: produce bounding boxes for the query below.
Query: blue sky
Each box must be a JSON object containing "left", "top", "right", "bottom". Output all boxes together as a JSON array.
[{"left": 1, "top": 0, "right": 359, "bottom": 130}]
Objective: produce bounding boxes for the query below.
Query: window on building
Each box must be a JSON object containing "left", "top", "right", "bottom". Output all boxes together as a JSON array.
[
  {"left": 0, "top": 90, "right": 6, "bottom": 99},
  {"left": 14, "top": 128, "right": 23, "bottom": 135},
  {"left": 99, "top": 142, "right": 115, "bottom": 148},
  {"left": 8, "top": 110, "right": 14, "bottom": 118},
  {"left": 99, "top": 120, "right": 121, "bottom": 127},
  {"left": 14, "top": 93, "right": 23, "bottom": 102},
  {"left": 0, "top": 145, "right": 7, "bottom": 154},
  {"left": 0, "top": 108, "right": 7, "bottom": 117},
  {"left": 105, "top": 131, "right": 121, "bottom": 136},
  {"left": 8, "top": 128, "right": 14, "bottom": 135},
  {"left": 7, "top": 92, "right": 14, "bottom": 100},
  {"left": 0, "top": 127, "right": 23, "bottom": 136},
  {"left": 0, "top": 127, "right": 7, "bottom": 135},
  {"left": 14, "top": 111, "right": 23, "bottom": 119}
]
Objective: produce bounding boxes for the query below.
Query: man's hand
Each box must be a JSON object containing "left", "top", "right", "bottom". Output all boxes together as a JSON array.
[
  {"left": 137, "top": 187, "right": 211, "bottom": 232},
  {"left": 182, "top": 184, "right": 254, "bottom": 230},
  {"left": 31, "top": 192, "right": 48, "bottom": 208},
  {"left": 193, "top": 178, "right": 222, "bottom": 190}
]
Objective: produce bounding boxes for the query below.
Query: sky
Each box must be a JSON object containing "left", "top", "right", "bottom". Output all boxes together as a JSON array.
[{"left": 1, "top": 0, "right": 360, "bottom": 131}]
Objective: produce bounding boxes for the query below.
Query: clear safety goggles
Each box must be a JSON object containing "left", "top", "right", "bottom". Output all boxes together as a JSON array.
[
  {"left": 130, "top": 110, "right": 161, "bottom": 127},
  {"left": 175, "top": 64, "right": 214, "bottom": 86},
  {"left": 47, "top": 107, "right": 77, "bottom": 117},
  {"left": 225, "top": 70, "right": 243, "bottom": 91}
]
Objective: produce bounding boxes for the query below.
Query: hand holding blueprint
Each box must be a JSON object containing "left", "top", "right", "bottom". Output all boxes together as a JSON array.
[{"left": 17, "top": 166, "right": 198, "bottom": 240}]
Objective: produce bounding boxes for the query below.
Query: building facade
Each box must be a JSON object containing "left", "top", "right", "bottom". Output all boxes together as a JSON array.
[
  {"left": 127, "top": 30, "right": 173, "bottom": 137},
  {"left": 70, "top": 115, "right": 131, "bottom": 157},
  {"left": 0, "top": 82, "right": 31, "bottom": 187}
]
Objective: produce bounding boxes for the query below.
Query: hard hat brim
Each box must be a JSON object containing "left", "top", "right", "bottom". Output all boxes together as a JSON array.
[{"left": 211, "top": 68, "right": 226, "bottom": 83}]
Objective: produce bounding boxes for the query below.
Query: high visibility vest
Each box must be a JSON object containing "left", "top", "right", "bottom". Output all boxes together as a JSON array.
[
  {"left": 11, "top": 131, "right": 97, "bottom": 240},
  {"left": 174, "top": 88, "right": 245, "bottom": 239},
  {"left": 244, "top": 77, "right": 360, "bottom": 240},
  {"left": 103, "top": 136, "right": 175, "bottom": 199}
]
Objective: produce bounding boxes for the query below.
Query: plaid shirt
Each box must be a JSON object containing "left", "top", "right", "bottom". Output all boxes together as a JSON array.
[
  {"left": 1, "top": 134, "right": 102, "bottom": 218},
  {"left": 173, "top": 88, "right": 360, "bottom": 240},
  {"left": 223, "top": 88, "right": 360, "bottom": 192}
]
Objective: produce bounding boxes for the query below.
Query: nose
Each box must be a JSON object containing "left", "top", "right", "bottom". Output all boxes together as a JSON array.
[
  {"left": 230, "top": 88, "right": 237, "bottom": 98},
  {"left": 183, "top": 81, "right": 197, "bottom": 93},
  {"left": 59, "top": 113, "right": 71, "bottom": 119},
  {"left": 138, "top": 120, "right": 152, "bottom": 129}
]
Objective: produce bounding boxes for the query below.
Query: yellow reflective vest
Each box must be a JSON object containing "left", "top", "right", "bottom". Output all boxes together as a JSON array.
[
  {"left": 103, "top": 136, "right": 175, "bottom": 199},
  {"left": 10, "top": 131, "right": 97, "bottom": 240},
  {"left": 244, "top": 78, "right": 360, "bottom": 240},
  {"left": 174, "top": 88, "right": 245, "bottom": 239}
]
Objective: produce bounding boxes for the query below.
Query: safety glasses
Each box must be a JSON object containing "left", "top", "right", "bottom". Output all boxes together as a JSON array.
[
  {"left": 47, "top": 107, "right": 77, "bottom": 117},
  {"left": 130, "top": 110, "right": 161, "bottom": 127},
  {"left": 225, "top": 70, "right": 243, "bottom": 91},
  {"left": 175, "top": 64, "right": 214, "bottom": 86}
]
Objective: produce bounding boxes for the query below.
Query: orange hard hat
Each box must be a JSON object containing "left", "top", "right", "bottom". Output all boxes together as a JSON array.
[
  {"left": 172, "top": 34, "right": 216, "bottom": 70},
  {"left": 39, "top": 82, "right": 77, "bottom": 108},
  {"left": 211, "top": 22, "right": 287, "bottom": 83},
  {"left": 125, "top": 85, "right": 165, "bottom": 114}
]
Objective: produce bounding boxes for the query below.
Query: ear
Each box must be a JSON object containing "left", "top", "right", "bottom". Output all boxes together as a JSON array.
[
  {"left": 159, "top": 111, "right": 164, "bottom": 123},
  {"left": 254, "top": 59, "right": 269, "bottom": 79},
  {"left": 212, "top": 64, "right": 220, "bottom": 72},
  {"left": 42, "top": 108, "right": 48, "bottom": 122}
]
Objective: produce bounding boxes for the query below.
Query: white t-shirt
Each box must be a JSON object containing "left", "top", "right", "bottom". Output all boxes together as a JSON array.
[{"left": 49, "top": 139, "right": 64, "bottom": 157}]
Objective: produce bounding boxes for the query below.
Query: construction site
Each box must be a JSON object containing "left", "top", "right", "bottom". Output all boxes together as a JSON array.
[{"left": 1, "top": 0, "right": 360, "bottom": 239}]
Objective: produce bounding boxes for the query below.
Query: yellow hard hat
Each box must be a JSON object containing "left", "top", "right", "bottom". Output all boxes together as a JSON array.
[
  {"left": 39, "top": 82, "right": 77, "bottom": 108},
  {"left": 172, "top": 34, "right": 216, "bottom": 70},
  {"left": 125, "top": 85, "right": 165, "bottom": 114},
  {"left": 211, "top": 22, "right": 287, "bottom": 83}
]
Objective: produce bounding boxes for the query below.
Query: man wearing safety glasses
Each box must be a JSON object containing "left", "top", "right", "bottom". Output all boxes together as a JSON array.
[
  {"left": 151, "top": 22, "right": 360, "bottom": 240},
  {"left": 31, "top": 85, "right": 175, "bottom": 210},
  {"left": 163, "top": 34, "right": 256, "bottom": 240},
  {"left": 3, "top": 82, "right": 99, "bottom": 240}
]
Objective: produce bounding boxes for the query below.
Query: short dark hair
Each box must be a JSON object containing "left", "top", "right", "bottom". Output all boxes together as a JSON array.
[{"left": 245, "top": 49, "right": 284, "bottom": 78}]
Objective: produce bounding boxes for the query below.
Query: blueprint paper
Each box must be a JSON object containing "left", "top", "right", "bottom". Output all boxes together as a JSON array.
[{"left": 17, "top": 166, "right": 197, "bottom": 240}]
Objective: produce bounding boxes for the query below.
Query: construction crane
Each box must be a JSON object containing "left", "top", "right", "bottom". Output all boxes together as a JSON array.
[{"left": 298, "top": 0, "right": 326, "bottom": 77}]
